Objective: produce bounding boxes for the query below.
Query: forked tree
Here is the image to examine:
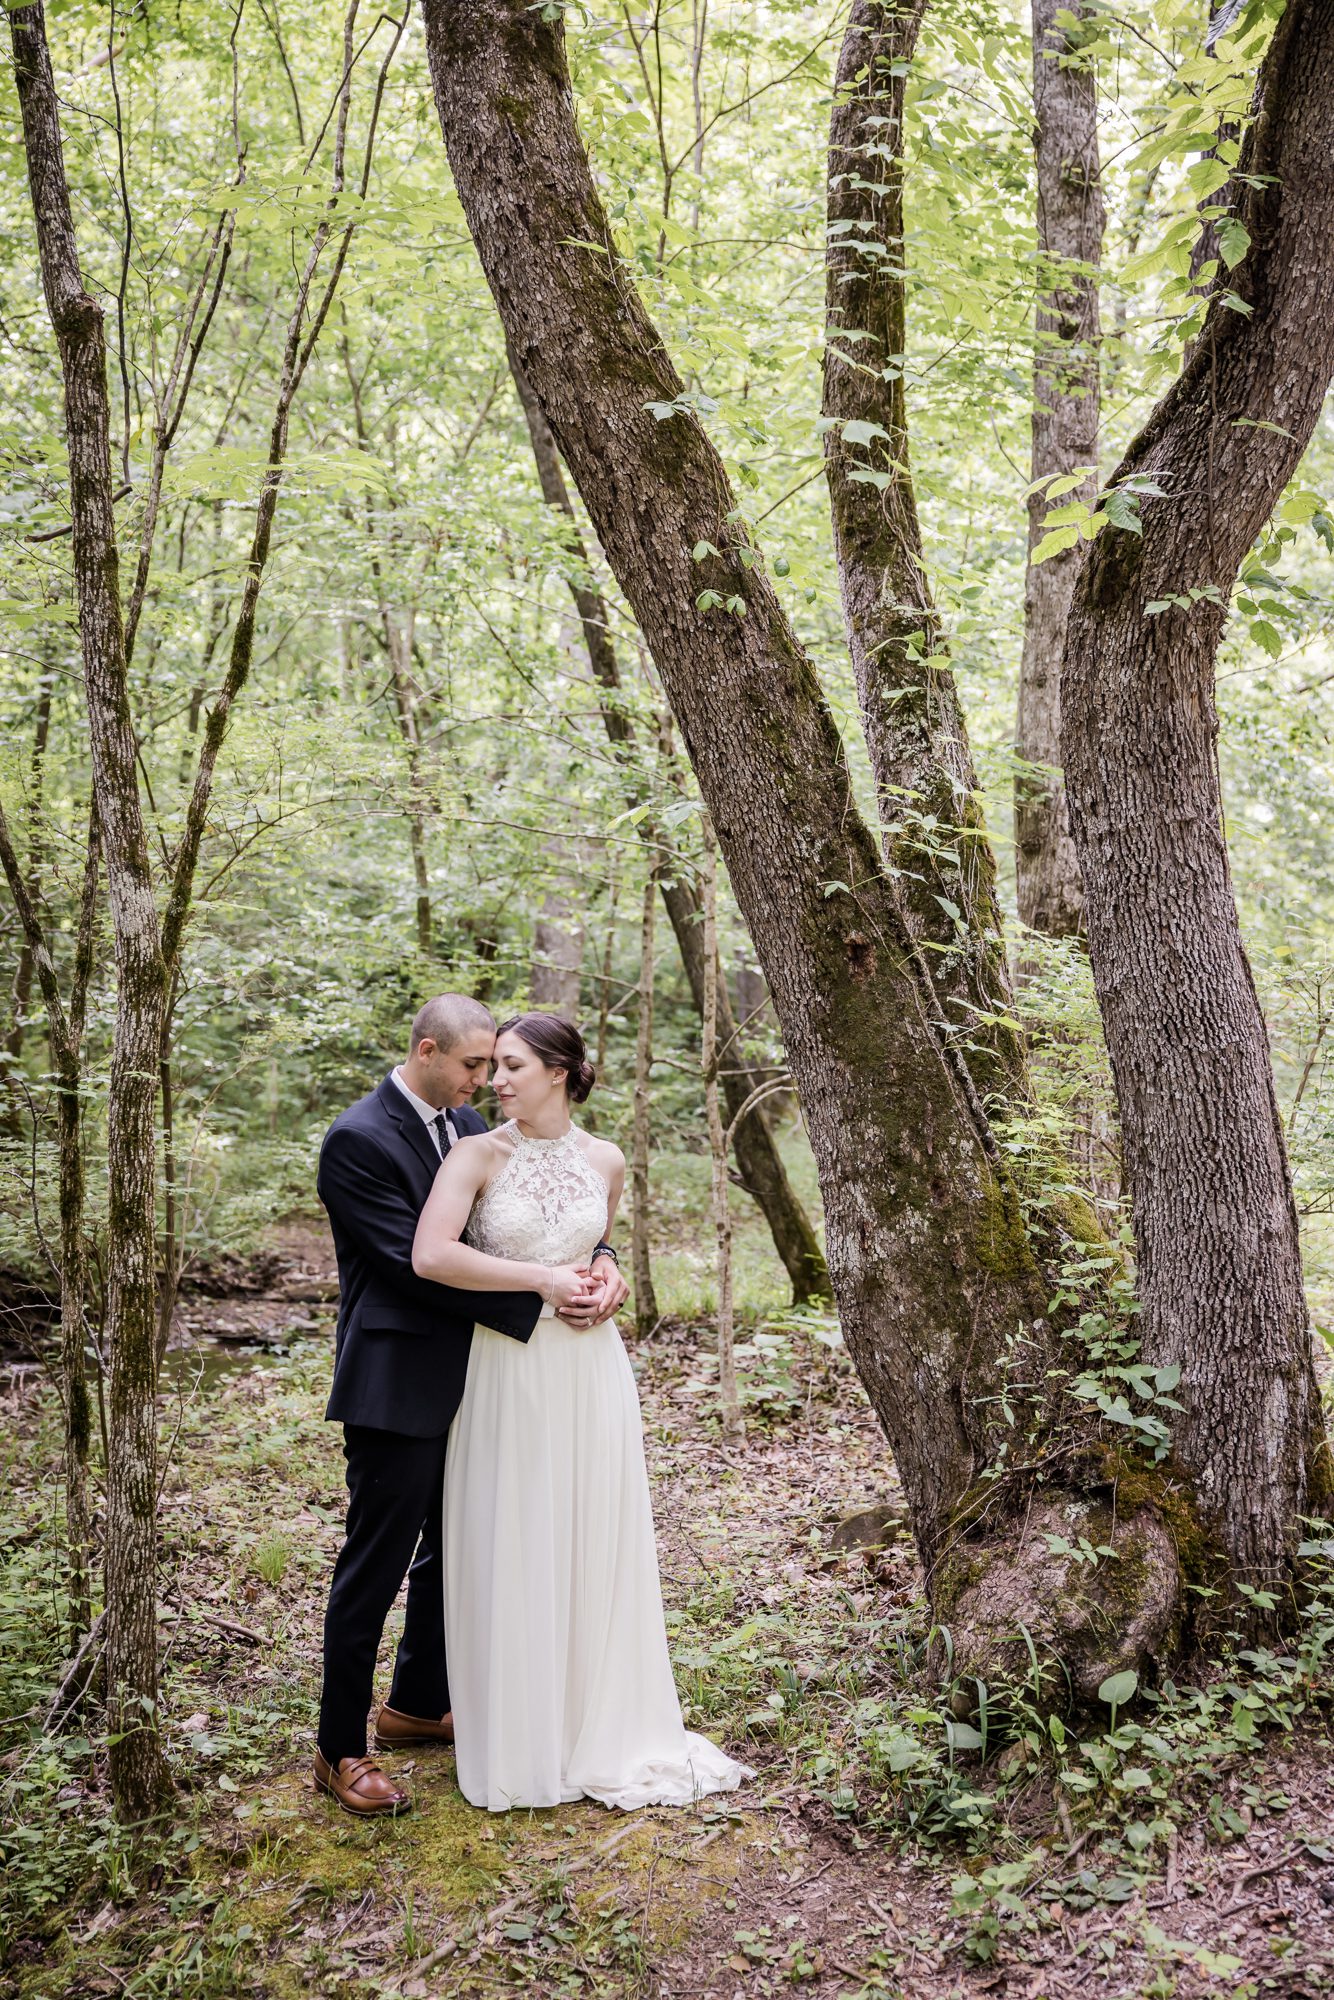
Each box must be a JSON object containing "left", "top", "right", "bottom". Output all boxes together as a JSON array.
[{"left": 423, "top": 0, "right": 1332, "bottom": 1694}]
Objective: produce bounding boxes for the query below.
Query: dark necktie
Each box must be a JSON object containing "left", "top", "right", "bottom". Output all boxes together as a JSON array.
[{"left": 432, "top": 1113, "right": 452, "bottom": 1159}]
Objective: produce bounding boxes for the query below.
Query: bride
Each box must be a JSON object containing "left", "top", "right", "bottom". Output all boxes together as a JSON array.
[{"left": 411, "top": 1011, "right": 749, "bottom": 1813}]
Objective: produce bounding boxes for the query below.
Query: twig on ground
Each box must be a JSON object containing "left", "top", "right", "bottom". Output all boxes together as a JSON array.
[{"left": 45, "top": 1608, "right": 107, "bottom": 1729}]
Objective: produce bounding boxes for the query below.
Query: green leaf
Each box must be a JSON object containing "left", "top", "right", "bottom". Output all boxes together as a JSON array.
[
  {"left": 947, "top": 1720, "right": 984, "bottom": 1750},
  {"left": 1030, "top": 524, "right": 1081, "bottom": 564},
  {"left": 1187, "top": 158, "right": 1231, "bottom": 200},
  {"left": 841, "top": 419, "right": 892, "bottom": 448},
  {"left": 1097, "top": 1669, "right": 1139, "bottom": 1708},
  {"left": 1103, "top": 488, "right": 1144, "bottom": 535},
  {"left": 1217, "top": 219, "right": 1250, "bottom": 269}
]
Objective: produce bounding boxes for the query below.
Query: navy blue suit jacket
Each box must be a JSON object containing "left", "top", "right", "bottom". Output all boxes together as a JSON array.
[{"left": 319, "top": 1075, "right": 542, "bottom": 1436}]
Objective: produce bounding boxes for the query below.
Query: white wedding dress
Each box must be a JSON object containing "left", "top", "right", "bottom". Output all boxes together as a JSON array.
[{"left": 442, "top": 1122, "right": 749, "bottom": 1813}]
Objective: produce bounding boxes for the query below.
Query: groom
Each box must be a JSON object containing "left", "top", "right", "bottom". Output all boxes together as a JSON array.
[{"left": 314, "top": 993, "right": 627, "bottom": 1815}]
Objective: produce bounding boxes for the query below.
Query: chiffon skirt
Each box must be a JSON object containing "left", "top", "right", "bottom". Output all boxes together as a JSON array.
[{"left": 442, "top": 1311, "right": 749, "bottom": 1812}]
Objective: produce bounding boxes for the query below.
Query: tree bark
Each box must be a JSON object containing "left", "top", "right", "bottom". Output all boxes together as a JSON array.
[
  {"left": 11, "top": 0, "right": 170, "bottom": 1818},
  {"left": 631, "top": 864, "right": 660, "bottom": 1334},
  {"left": 507, "top": 341, "right": 829, "bottom": 1299},
  {"left": 1016, "top": 0, "right": 1102, "bottom": 938},
  {"left": 823, "top": 0, "right": 1023, "bottom": 1103},
  {"left": 3, "top": 665, "right": 54, "bottom": 1120},
  {"left": 530, "top": 893, "right": 586, "bottom": 1013},
  {"left": 701, "top": 816, "right": 741, "bottom": 1438},
  {"left": 0, "top": 795, "right": 98, "bottom": 1641},
  {"left": 1061, "top": 0, "right": 1334, "bottom": 1606}
]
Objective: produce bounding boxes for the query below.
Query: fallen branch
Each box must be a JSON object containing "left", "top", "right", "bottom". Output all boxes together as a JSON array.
[{"left": 45, "top": 1608, "right": 107, "bottom": 1730}]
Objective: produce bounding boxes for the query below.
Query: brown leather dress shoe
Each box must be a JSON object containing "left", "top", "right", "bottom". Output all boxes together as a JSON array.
[
  {"left": 313, "top": 1748, "right": 411, "bottom": 1816},
  {"left": 373, "top": 1702, "right": 455, "bottom": 1750}
]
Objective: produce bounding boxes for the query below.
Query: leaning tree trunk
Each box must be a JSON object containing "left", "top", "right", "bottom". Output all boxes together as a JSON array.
[
  {"left": 1061, "top": 0, "right": 1334, "bottom": 1611},
  {"left": 11, "top": 0, "right": 170, "bottom": 1817},
  {"left": 1016, "top": 0, "right": 1102, "bottom": 938},
  {"left": 420, "top": 6, "right": 1205, "bottom": 1711},
  {"left": 507, "top": 343, "right": 829, "bottom": 1300},
  {"left": 823, "top": 0, "right": 1024, "bottom": 1107}
]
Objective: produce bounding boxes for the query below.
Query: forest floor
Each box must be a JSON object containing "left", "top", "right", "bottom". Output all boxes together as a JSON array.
[{"left": 2, "top": 1222, "right": 1333, "bottom": 2000}]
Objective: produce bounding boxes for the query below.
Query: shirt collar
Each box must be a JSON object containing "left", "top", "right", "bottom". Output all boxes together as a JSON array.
[{"left": 390, "top": 1066, "right": 453, "bottom": 1130}]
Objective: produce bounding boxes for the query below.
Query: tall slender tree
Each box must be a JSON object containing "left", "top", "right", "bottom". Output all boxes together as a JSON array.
[
  {"left": 823, "top": 0, "right": 1022, "bottom": 1106},
  {"left": 10, "top": 0, "right": 410, "bottom": 1813},
  {"left": 10, "top": 0, "right": 171, "bottom": 1817},
  {"left": 1015, "top": 0, "right": 1102, "bottom": 939}
]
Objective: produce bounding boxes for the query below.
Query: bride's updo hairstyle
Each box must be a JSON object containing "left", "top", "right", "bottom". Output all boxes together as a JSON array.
[{"left": 498, "top": 1013, "right": 597, "bottom": 1104}]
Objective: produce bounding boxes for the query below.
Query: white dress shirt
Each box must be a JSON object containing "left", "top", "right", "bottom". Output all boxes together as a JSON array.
[{"left": 390, "top": 1066, "right": 456, "bottom": 1158}]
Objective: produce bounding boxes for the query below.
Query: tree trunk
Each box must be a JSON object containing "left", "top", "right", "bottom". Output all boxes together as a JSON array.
[
  {"left": 507, "top": 340, "right": 829, "bottom": 1299},
  {"left": 1016, "top": 0, "right": 1102, "bottom": 938},
  {"left": 823, "top": 0, "right": 1023, "bottom": 1104},
  {"left": 1061, "top": 0, "right": 1334, "bottom": 1608},
  {"left": 0, "top": 795, "right": 99, "bottom": 1642},
  {"left": 631, "top": 864, "right": 660, "bottom": 1335},
  {"left": 530, "top": 893, "right": 585, "bottom": 1013},
  {"left": 11, "top": 0, "right": 170, "bottom": 1818},
  {"left": 700, "top": 817, "right": 741, "bottom": 1439},
  {"left": 3, "top": 665, "right": 54, "bottom": 1119}
]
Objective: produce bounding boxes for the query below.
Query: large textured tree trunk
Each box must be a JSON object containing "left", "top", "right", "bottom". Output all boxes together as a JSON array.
[
  {"left": 424, "top": 0, "right": 1073, "bottom": 1579},
  {"left": 1016, "top": 0, "right": 1102, "bottom": 938},
  {"left": 823, "top": 0, "right": 1022, "bottom": 1105},
  {"left": 507, "top": 343, "right": 829, "bottom": 1300},
  {"left": 1061, "top": 0, "right": 1334, "bottom": 1608},
  {"left": 11, "top": 0, "right": 170, "bottom": 1818}
]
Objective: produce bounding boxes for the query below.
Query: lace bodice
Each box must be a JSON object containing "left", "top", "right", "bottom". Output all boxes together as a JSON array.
[{"left": 468, "top": 1124, "right": 608, "bottom": 1308}]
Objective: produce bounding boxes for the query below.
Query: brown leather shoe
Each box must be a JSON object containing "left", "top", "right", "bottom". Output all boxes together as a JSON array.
[
  {"left": 313, "top": 1748, "right": 411, "bottom": 1816},
  {"left": 373, "top": 1703, "right": 455, "bottom": 1750}
]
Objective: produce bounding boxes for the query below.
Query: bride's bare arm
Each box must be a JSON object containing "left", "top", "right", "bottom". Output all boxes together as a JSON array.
[{"left": 411, "top": 1136, "right": 593, "bottom": 1311}]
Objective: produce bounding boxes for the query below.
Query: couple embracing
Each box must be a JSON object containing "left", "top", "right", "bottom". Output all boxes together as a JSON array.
[{"left": 313, "top": 994, "right": 748, "bottom": 1816}]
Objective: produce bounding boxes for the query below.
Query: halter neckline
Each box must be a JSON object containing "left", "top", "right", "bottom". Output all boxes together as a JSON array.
[{"left": 505, "top": 1118, "right": 577, "bottom": 1149}]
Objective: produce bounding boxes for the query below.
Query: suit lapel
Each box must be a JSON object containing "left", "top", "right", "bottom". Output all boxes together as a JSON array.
[{"left": 375, "top": 1074, "right": 444, "bottom": 1183}]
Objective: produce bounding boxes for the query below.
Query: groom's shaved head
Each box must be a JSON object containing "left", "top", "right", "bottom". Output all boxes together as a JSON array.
[{"left": 411, "top": 993, "right": 496, "bottom": 1054}]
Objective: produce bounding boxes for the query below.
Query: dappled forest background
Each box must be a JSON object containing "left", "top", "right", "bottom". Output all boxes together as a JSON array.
[
  {"left": 5, "top": 1, "right": 1334, "bottom": 1993},
  {"left": 3, "top": 0, "right": 1332, "bottom": 1325}
]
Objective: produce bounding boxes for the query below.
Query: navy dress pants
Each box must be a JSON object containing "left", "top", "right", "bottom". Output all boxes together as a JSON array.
[{"left": 317, "top": 1423, "right": 451, "bottom": 1765}]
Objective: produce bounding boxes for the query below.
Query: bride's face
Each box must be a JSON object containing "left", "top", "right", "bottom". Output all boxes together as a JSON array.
[{"left": 492, "top": 1032, "right": 568, "bottom": 1120}]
